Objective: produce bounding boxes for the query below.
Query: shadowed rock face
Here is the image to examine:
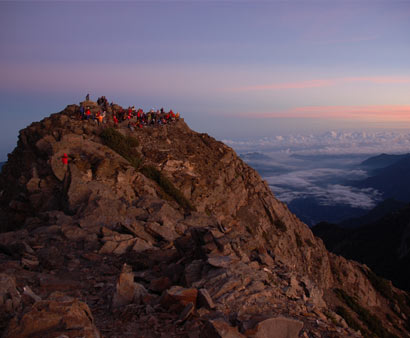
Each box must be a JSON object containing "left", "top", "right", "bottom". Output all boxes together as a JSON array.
[{"left": 0, "top": 101, "right": 409, "bottom": 337}]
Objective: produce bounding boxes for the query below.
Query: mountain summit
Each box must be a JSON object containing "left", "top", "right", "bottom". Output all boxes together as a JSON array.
[{"left": 0, "top": 100, "right": 409, "bottom": 337}]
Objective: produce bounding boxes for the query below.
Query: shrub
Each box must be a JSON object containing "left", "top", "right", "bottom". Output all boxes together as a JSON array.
[
  {"left": 245, "top": 225, "right": 254, "bottom": 235},
  {"left": 334, "top": 288, "right": 397, "bottom": 338},
  {"left": 262, "top": 230, "right": 271, "bottom": 243},
  {"left": 295, "top": 233, "right": 303, "bottom": 248},
  {"left": 274, "top": 219, "right": 287, "bottom": 232},
  {"left": 363, "top": 268, "right": 393, "bottom": 300},
  {"left": 140, "top": 165, "right": 195, "bottom": 212},
  {"left": 305, "top": 238, "right": 314, "bottom": 247},
  {"left": 100, "top": 128, "right": 142, "bottom": 169},
  {"left": 335, "top": 306, "right": 363, "bottom": 333}
]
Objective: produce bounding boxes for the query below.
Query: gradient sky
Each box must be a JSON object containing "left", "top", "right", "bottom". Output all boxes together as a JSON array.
[{"left": 1, "top": 0, "right": 410, "bottom": 160}]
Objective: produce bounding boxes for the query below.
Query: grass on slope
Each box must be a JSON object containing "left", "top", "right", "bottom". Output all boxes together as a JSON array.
[
  {"left": 100, "top": 128, "right": 142, "bottom": 169},
  {"left": 334, "top": 288, "right": 397, "bottom": 338},
  {"left": 100, "top": 128, "right": 195, "bottom": 212},
  {"left": 140, "top": 165, "right": 195, "bottom": 212}
]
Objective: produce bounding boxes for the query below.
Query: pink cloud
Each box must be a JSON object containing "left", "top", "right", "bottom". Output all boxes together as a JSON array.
[
  {"left": 235, "top": 79, "right": 335, "bottom": 91},
  {"left": 231, "top": 76, "right": 410, "bottom": 92},
  {"left": 244, "top": 105, "right": 410, "bottom": 122}
]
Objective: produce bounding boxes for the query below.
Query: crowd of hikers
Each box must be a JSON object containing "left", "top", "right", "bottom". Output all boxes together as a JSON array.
[{"left": 76, "top": 94, "right": 181, "bottom": 130}]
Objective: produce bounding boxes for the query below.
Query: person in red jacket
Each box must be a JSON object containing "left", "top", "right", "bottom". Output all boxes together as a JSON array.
[{"left": 62, "top": 153, "right": 68, "bottom": 165}]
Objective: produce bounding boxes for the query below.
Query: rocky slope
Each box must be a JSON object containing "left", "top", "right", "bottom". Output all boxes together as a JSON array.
[{"left": 0, "top": 100, "right": 409, "bottom": 338}]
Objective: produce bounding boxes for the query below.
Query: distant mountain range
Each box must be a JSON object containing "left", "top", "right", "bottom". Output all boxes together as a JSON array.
[
  {"left": 313, "top": 152, "right": 410, "bottom": 291},
  {"left": 239, "top": 152, "right": 272, "bottom": 161},
  {"left": 338, "top": 198, "right": 408, "bottom": 229},
  {"left": 356, "top": 153, "right": 410, "bottom": 202},
  {"left": 360, "top": 153, "right": 410, "bottom": 172},
  {"left": 313, "top": 201, "right": 410, "bottom": 291},
  {"left": 288, "top": 197, "right": 368, "bottom": 226}
]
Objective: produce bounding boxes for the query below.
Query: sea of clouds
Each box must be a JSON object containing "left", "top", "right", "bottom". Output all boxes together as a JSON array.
[
  {"left": 224, "top": 129, "right": 410, "bottom": 156},
  {"left": 228, "top": 130, "right": 410, "bottom": 211}
]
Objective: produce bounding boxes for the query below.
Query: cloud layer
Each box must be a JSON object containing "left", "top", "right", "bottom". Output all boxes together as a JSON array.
[
  {"left": 265, "top": 168, "right": 381, "bottom": 209},
  {"left": 234, "top": 130, "right": 405, "bottom": 212},
  {"left": 224, "top": 129, "right": 410, "bottom": 155}
]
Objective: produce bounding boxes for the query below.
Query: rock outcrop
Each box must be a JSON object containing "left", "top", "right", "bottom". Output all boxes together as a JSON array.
[{"left": 0, "top": 100, "right": 409, "bottom": 337}]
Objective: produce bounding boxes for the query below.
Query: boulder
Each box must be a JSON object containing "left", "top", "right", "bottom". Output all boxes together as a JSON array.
[
  {"left": 177, "top": 302, "right": 195, "bottom": 323},
  {"left": 184, "top": 260, "right": 204, "bottom": 286},
  {"left": 112, "top": 264, "right": 147, "bottom": 308},
  {"left": 121, "top": 220, "right": 155, "bottom": 243},
  {"left": 251, "top": 317, "right": 304, "bottom": 338},
  {"left": 160, "top": 286, "right": 198, "bottom": 310},
  {"left": 132, "top": 238, "right": 153, "bottom": 252},
  {"left": 0, "top": 273, "right": 21, "bottom": 315},
  {"left": 198, "top": 288, "right": 215, "bottom": 309},
  {"left": 149, "top": 276, "right": 172, "bottom": 293},
  {"left": 3, "top": 295, "right": 100, "bottom": 338},
  {"left": 145, "top": 221, "right": 179, "bottom": 242},
  {"left": 208, "top": 255, "right": 233, "bottom": 269},
  {"left": 144, "top": 199, "right": 183, "bottom": 226},
  {"left": 200, "top": 319, "right": 245, "bottom": 338}
]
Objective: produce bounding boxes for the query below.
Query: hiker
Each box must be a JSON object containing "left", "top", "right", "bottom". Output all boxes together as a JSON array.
[
  {"left": 113, "top": 115, "right": 118, "bottom": 126},
  {"left": 128, "top": 122, "right": 135, "bottom": 132},
  {"left": 96, "top": 111, "right": 103, "bottom": 125},
  {"left": 62, "top": 153, "right": 68, "bottom": 165},
  {"left": 80, "top": 106, "right": 85, "bottom": 120},
  {"left": 86, "top": 93, "right": 90, "bottom": 101},
  {"left": 85, "top": 107, "right": 91, "bottom": 120}
]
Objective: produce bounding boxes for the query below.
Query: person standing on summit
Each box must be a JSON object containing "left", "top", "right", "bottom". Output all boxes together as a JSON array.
[{"left": 86, "top": 93, "right": 90, "bottom": 101}]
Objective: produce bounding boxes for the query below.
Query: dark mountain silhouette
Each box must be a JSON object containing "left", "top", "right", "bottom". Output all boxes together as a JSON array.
[
  {"left": 360, "top": 153, "right": 410, "bottom": 173},
  {"left": 356, "top": 156, "right": 410, "bottom": 202},
  {"left": 0, "top": 100, "right": 409, "bottom": 337},
  {"left": 338, "top": 198, "right": 408, "bottom": 229},
  {"left": 288, "top": 197, "right": 368, "bottom": 227},
  {"left": 313, "top": 202, "right": 410, "bottom": 292},
  {"left": 239, "top": 151, "right": 272, "bottom": 161}
]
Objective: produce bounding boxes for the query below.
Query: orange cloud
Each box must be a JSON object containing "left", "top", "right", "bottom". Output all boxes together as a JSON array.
[
  {"left": 231, "top": 76, "right": 410, "bottom": 92},
  {"left": 246, "top": 105, "right": 410, "bottom": 121}
]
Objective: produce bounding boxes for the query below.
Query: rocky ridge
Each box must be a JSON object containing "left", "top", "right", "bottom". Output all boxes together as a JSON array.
[{"left": 0, "top": 100, "right": 409, "bottom": 337}]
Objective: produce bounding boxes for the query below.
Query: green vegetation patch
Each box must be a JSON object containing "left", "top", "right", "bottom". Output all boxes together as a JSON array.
[
  {"left": 295, "top": 232, "right": 303, "bottom": 248},
  {"left": 363, "top": 268, "right": 410, "bottom": 331},
  {"left": 141, "top": 165, "right": 195, "bottom": 212},
  {"left": 100, "top": 128, "right": 142, "bottom": 169},
  {"left": 363, "top": 268, "right": 393, "bottom": 300},
  {"left": 335, "top": 306, "right": 364, "bottom": 333},
  {"left": 100, "top": 128, "right": 194, "bottom": 212},
  {"left": 305, "top": 238, "right": 314, "bottom": 247},
  {"left": 274, "top": 218, "right": 287, "bottom": 232},
  {"left": 334, "top": 288, "right": 397, "bottom": 338}
]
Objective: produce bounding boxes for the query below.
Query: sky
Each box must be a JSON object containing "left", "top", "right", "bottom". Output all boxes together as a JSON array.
[{"left": 1, "top": 0, "right": 410, "bottom": 161}]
